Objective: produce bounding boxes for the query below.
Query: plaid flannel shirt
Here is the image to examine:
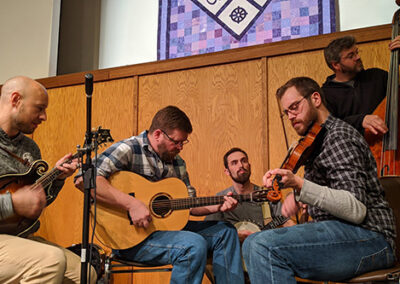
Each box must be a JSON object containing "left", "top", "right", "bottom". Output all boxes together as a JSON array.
[
  {"left": 304, "top": 115, "right": 396, "bottom": 251},
  {"left": 95, "top": 130, "right": 196, "bottom": 197}
]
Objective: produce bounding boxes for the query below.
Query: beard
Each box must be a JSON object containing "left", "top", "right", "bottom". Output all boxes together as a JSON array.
[
  {"left": 14, "top": 116, "right": 36, "bottom": 134},
  {"left": 229, "top": 168, "right": 251, "bottom": 185},
  {"left": 158, "top": 141, "right": 179, "bottom": 162},
  {"left": 292, "top": 107, "right": 318, "bottom": 136},
  {"left": 340, "top": 59, "right": 364, "bottom": 78}
]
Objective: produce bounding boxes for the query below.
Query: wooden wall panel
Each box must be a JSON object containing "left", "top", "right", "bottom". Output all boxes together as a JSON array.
[
  {"left": 138, "top": 60, "right": 268, "bottom": 198},
  {"left": 267, "top": 39, "right": 391, "bottom": 171},
  {"left": 33, "top": 77, "right": 137, "bottom": 247},
  {"left": 22, "top": 31, "right": 391, "bottom": 284},
  {"left": 267, "top": 49, "right": 331, "bottom": 170}
]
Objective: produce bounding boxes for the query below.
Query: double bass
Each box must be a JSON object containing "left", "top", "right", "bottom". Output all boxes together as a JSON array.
[{"left": 365, "top": 8, "right": 400, "bottom": 190}]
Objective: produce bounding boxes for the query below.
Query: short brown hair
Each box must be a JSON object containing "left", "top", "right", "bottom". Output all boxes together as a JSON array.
[
  {"left": 276, "top": 77, "right": 327, "bottom": 107},
  {"left": 324, "top": 36, "right": 356, "bottom": 70},
  {"left": 149, "top": 105, "right": 193, "bottom": 134},
  {"left": 223, "top": 147, "right": 248, "bottom": 169}
]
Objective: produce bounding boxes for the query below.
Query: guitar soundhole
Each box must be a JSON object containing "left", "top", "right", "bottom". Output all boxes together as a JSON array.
[{"left": 151, "top": 194, "right": 172, "bottom": 218}]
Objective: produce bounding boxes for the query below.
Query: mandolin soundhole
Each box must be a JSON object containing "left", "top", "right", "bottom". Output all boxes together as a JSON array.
[{"left": 150, "top": 193, "right": 172, "bottom": 218}]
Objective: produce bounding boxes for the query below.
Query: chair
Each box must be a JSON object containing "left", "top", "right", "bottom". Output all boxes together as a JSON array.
[
  {"left": 101, "top": 253, "right": 172, "bottom": 284},
  {"left": 340, "top": 177, "right": 400, "bottom": 283},
  {"left": 101, "top": 253, "right": 215, "bottom": 283}
]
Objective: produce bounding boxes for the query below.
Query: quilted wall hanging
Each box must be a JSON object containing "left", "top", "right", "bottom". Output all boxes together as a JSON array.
[{"left": 158, "top": 0, "right": 336, "bottom": 60}]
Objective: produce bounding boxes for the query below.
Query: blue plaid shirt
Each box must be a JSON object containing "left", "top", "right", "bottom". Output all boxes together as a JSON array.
[
  {"left": 305, "top": 116, "right": 396, "bottom": 250},
  {"left": 95, "top": 130, "right": 196, "bottom": 197}
]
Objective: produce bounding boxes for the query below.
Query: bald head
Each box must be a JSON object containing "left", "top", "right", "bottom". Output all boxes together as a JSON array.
[
  {"left": 1, "top": 76, "right": 47, "bottom": 103},
  {"left": 0, "top": 76, "right": 48, "bottom": 137}
]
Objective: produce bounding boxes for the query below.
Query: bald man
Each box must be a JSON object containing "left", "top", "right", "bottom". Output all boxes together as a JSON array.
[{"left": 0, "top": 76, "right": 95, "bottom": 283}]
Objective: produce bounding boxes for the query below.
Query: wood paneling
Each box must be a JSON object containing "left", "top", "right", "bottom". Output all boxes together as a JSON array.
[
  {"left": 34, "top": 78, "right": 137, "bottom": 247},
  {"left": 267, "top": 49, "right": 331, "bottom": 170},
  {"left": 24, "top": 26, "right": 393, "bottom": 283},
  {"left": 31, "top": 25, "right": 391, "bottom": 90},
  {"left": 267, "top": 39, "right": 391, "bottom": 170},
  {"left": 138, "top": 60, "right": 267, "bottom": 197}
]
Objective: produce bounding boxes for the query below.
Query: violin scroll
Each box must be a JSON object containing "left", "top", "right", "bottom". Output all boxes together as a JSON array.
[
  {"left": 268, "top": 123, "right": 326, "bottom": 202},
  {"left": 266, "top": 188, "right": 282, "bottom": 203}
]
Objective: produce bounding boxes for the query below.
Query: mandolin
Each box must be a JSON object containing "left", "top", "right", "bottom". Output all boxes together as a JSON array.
[{"left": 0, "top": 128, "right": 113, "bottom": 236}]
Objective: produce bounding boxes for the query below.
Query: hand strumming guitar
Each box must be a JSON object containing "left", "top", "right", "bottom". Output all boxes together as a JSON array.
[{"left": 127, "top": 197, "right": 153, "bottom": 229}]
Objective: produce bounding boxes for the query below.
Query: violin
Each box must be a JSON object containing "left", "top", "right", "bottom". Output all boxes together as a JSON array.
[{"left": 267, "top": 123, "right": 326, "bottom": 202}]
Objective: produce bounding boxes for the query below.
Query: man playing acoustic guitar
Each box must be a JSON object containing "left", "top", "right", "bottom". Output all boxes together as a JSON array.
[
  {"left": 75, "top": 105, "right": 244, "bottom": 284},
  {"left": 0, "top": 76, "right": 96, "bottom": 283},
  {"left": 242, "top": 77, "right": 396, "bottom": 283}
]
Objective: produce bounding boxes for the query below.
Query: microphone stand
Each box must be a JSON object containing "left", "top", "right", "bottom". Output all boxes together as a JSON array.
[{"left": 80, "top": 73, "right": 94, "bottom": 284}]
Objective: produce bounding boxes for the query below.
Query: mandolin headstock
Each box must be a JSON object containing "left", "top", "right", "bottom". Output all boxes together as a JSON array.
[{"left": 94, "top": 127, "right": 114, "bottom": 148}]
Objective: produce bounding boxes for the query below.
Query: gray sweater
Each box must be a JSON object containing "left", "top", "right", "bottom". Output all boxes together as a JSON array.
[{"left": 0, "top": 128, "right": 64, "bottom": 234}]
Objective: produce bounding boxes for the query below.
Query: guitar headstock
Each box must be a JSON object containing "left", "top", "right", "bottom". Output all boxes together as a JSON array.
[{"left": 251, "top": 189, "right": 270, "bottom": 202}]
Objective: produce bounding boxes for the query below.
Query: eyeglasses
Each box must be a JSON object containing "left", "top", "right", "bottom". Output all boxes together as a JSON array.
[
  {"left": 341, "top": 48, "right": 360, "bottom": 61},
  {"left": 281, "top": 94, "right": 311, "bottom": 119},
  {"left": 161, "top": 130, "right": 189, "bottom": 146}
]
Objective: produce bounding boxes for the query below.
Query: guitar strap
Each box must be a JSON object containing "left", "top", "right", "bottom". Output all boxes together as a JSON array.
[
  {"left": 253, "top": 184, "right": 272, "bottom": 225},
  {"left": 261, "top": 202, "right": 273, "bottom": 226},
  {"left": 0, "top": 145, "right": 32, "bottom": 167}
]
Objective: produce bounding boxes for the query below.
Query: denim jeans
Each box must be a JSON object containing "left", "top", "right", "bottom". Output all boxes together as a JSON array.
[
  {"left": 242, "top": 220, "right": 394, "bottom": 284},
  {"left": 114, "top": 220, "right": 244, "bottom": 284}
]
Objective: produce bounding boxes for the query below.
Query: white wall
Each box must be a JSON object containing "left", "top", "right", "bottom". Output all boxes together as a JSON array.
[
  {"left": 339, "top": 0, "right": 398, "bottom": 31},
  {"left": 99, "top": 0, "right": 159, "bottom": 69},
  {"left": 98, "top": 0, "right": 400, "bottom": 69},
  {"left": 0, "top": 0, "right": 398, "bottom": 82},
  {"left": 0, "top": 0, "right": 60, "bottom": 83}
]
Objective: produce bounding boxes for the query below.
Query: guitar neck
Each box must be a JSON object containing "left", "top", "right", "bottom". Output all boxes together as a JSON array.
[
  {"left": 169, "top": 193, "right": 255, "bottom": 210},
  {"left": 35, "top": 152, "right": 79, "bottom": 188},
  {"left": 262, "top": 215, "right": 289, "bottom": 230}
]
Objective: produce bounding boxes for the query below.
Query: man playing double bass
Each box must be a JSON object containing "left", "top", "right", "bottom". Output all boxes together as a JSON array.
[
  {"left": 242, "top": 77, "right": 396, "bottom": 283},
  {"left": 322, "top": 35, "right": 400, "bottom": 135}
]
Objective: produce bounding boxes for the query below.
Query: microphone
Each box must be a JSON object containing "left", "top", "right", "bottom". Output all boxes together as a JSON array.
[{"left": 85, "top": 73, "right": 93, "bottom": 97}]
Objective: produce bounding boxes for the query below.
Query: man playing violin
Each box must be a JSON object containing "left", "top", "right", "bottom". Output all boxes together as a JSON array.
[
  {"left": 242, "top": 77, "right": 396, "bottom": 283},
  {"left": 322, "top": 35, "right": 400, "bottom": 135}
]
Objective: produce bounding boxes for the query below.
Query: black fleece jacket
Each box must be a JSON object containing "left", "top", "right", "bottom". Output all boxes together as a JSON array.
[{"left": 321, "top": 68, "right": 388, "bottom": 133}]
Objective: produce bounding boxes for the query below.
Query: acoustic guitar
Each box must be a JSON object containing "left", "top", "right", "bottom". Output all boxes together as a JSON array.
[
  {"left": 93, "top": 171, "right": 271, "bottom": 250},
  {"left": 0, "top": 128, "right": 113, "bottom": 236}
]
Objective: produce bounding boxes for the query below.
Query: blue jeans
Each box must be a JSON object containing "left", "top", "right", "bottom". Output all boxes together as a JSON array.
[
  {"left": 242, "top": 220, "right": 394, "bottom": 284},
  {"left": 114, "top": 220, "right": 244, "bottom": 284}
]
